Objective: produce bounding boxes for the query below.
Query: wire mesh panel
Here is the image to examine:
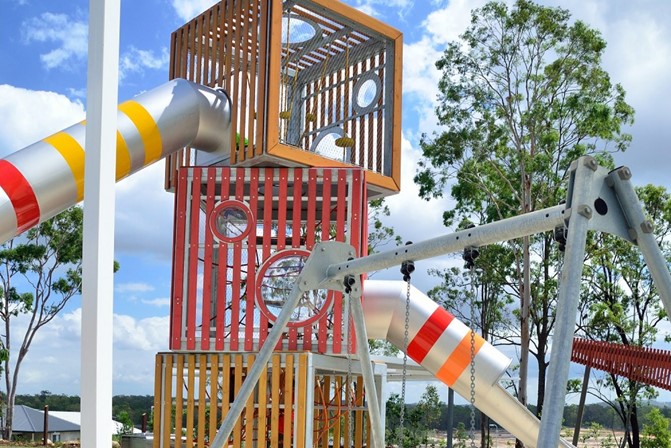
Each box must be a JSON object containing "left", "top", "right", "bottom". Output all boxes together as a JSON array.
[
  {"left": 170, "top": 166, "right": 367, "bottom": 353},
  {"left": 165, "top": 0, "right": 402, "bottom": 198},
  {"left": 153, "top": 352, "right": 374, "bottom": 448}
]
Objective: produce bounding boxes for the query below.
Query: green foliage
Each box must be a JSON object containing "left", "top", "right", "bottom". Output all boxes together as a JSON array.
[
  {"left": 116, "top": 410, "right": 135, "bottom": 435},
  {"left": 367, "top": 198, "right": 402, "bottom": 254},
  {"left": 641, "top": 408, "right": 671, "bottom": 448},
  {"left": 414, "top": 0, "right": 634, "bottom": 415}
]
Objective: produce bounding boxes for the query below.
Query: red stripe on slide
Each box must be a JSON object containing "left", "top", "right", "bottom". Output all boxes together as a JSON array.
[
  {"left": 0, "top": 160, "right": 40, "bottom": 233},
  {"left": 407, "top": 307, "right": 455, "bottom": 363}
]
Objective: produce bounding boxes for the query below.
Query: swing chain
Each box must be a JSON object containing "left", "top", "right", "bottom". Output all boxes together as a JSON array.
[
  {"left": 398, "top": 243, "right": 414, "bottom": 443},
  {"left": 462, "top": 223, "right": 479, "bottom": 448},
  {"left": 468, "top": 263, "right": 477, "bottom": 448},
  {"left": 344, "top": 281, "right": 355, "bottom": 447}
]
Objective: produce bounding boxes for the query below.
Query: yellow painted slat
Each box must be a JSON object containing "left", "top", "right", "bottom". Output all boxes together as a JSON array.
[
  {"left": 153, "top": 355, "right": 162, "bottom": 448},
  {"left": 245, "top": 354, "right": 257, "bottom": 446},
  {"left": 257, "top": 355, "right": 268, "bottom": 448},
  {"left": 233, "top": 354, "right": 243, "bottom": 448},
  {"left": 283, "top": 355, "right": 293, "bottom": 448},
  {"left": 270, "top": 355, "right": 281, "bottom": 447},
  {"left": 161, "top": 355, "right": 173, "bottom": 448},
  {"left": 296, "top": 354, "right": 307, "bottom": 448},
  {"left": 43, "top": 132, "right": 85, "bottom": 201},
  {"left": 322, "top": 376, "right": 340, "bottom": 448},
  {"left": 175, "top": 355, "right": 184, "bottom": 448},
  {"left": 186, "top": 354, "right": 196, "bottom": 447},
  {"left": 332, "top": 376, "right": 340, "bottom": 448},
  {"left": 118, "top": 100, "right": 163, "bottom": 165},
  {"left": 355, "top": 377, "right": 364, "bottom": 448},
  {"left": 197, "top": 354, "right": 207, "bottom": 448},
  {"left": 208, "top": 354, "right": 219, "bottom": 443}
]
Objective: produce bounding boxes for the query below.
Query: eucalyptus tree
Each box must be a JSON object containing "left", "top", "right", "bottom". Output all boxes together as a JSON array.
[
  {"left": 577, "top": 185, "right": 671, "bottom": 448},
  {"left": 414, "top": 0, "right": 634, "bottom": 422},
  {"left": 0, "top": 206, "right": 84, "bottom": 439}
]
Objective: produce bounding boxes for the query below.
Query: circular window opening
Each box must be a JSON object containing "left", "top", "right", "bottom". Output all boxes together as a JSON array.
[
  {"left": 281, "top": 15, "right": 320, "bottom": 47},
  {"left": 353, "top": 73, "right": 382, "bottom": 115},
  {"left": 209, "top": 200, "right": 254, "bottom": 243},
  {"left": 256, "top": 249, "right": 333, "bottom": 327},
  {"left": 357, "top": 79, "right": 378, "bottom": 109}
]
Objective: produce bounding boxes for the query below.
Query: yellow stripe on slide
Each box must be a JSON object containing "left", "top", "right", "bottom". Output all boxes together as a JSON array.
[
  {"left": 115, "top": 131, "right": 131, "bottom": 180},
  {"left": 435, "top": 330, "right": 485, "bottom": 386},
  {"left": 118, "top": 100, "right": 163, "bottom": 165},
  {"left": 43, "top": 132, "right": 85, "bottom": 201},
  {"left": 81, "top": 120, "right": 132, "bottom": 180}
]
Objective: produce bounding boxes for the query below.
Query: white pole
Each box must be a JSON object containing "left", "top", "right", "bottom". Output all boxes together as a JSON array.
[{"left": 81, "top": 0, "right": 121, "bottom": 447}]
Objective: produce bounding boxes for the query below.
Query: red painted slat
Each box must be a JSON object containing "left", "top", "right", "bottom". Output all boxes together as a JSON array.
[
  {"left": 334, "top": 171, "right": 348, "bottom": 353},
  {"left": 201, "top": 167, "right": 216, "bottom": 350},
  {"left": 245, "top": 171, "right": 259, "bottom": 351},
  {"left": 171, "top": 169, "right": 189, "bottom": 349},
  {"left": 318, "top": 170, "right": 332, "bottom": 353},
  {"left": 186, "top": 168, "right": 202, "bottom": 350},
  {"left": 215, "top": 168, "right": 231, "bottom": 350}
]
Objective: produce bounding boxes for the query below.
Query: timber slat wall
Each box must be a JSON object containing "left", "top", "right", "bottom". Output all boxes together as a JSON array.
[
  {"left": 153, "top": 352, "right": 370, "bottom": 448},
  {"left": 165, "top": 0, "right": 403, "bottom": 197},
  {"left": 170, "top": 166, "right": 367, "bottom": 353}
]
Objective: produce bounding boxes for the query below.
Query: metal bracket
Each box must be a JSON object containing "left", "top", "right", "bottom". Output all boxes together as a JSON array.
[{"left": 299, "top": 241, "right": 357, "bottom": 291}]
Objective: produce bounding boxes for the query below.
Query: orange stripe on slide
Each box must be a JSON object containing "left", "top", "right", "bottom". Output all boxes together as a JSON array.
[
  {"left": 43, "top": 132, "right": 85, "bottom": 201},
  {"left": 435, "top": 331, "right": 485, "bottom": 387},
  {"left": 407, "top": 308, "right": 454, "bottom": 363}
]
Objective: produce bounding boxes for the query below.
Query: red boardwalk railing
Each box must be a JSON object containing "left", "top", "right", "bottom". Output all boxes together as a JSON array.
[{"left": 571, "top": 338, "right": 671, "bottom": 391}]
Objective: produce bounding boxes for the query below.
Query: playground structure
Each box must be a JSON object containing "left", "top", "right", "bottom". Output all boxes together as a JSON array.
[{"left": 2, "top": 1, "right": 671, "bottom": 448}]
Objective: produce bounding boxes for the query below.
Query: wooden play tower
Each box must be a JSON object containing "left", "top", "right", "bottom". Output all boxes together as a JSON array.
[{"left": 153, "top": 1, "right": 403, "bottom": 446}]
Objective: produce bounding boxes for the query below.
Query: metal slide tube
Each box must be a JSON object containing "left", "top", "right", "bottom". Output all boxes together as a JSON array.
[
  {"left": 0, "top": 79, "right": 231, "bottom": 244},
  {"left": 363, "top": 280, "right": 573, "bottom": 448}
]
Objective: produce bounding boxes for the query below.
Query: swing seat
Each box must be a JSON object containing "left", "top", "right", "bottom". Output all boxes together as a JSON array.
[{"left": 335, "top": 135, "right": 354, "bottom": 148}]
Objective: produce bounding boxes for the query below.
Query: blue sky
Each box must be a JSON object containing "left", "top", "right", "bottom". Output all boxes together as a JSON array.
[{"left": 2, "top": 0, "right": 671, "bottom": 406}]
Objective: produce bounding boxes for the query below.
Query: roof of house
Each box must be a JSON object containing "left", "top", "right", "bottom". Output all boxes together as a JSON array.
[
  {"left": 50, "top": 411, "right": 141, "bottom": 434},
  {"left": 13, "top": 405, "right": 80, "bottom": 433}
]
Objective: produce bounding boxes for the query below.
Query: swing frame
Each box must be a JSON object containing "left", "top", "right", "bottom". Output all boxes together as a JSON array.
[{"left": 209, "top": 156, "right": 671, "bottom": 448}]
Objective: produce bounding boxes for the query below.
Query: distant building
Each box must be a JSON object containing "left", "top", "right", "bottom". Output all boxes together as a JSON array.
[{"left": 12, "top": 405, "right": 141, "bottom": 443}]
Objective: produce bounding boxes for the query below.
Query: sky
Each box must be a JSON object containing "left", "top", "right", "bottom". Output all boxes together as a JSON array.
[{"left": 1, "top": 0, "right": 671, "bottom": 408}]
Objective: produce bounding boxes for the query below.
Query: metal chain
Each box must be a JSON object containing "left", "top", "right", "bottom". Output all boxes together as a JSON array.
[
  {"left": 345, "top": 285, "right": 354, "bottom": 448},
  {"left": 468, "top": 263, "right": 477, "bottom": 448},
  {"left": 399, "top": 255, "right": 414, "bottom": 445}
]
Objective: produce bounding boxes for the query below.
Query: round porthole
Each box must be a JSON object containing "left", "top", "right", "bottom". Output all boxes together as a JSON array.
[
  {"left": 353, "top": 72, "right": 382, "bottom": 115},
  {"left": 255, "top": 249, "right": 333, "bottom": 327},
  {"left": 281, "top": 14, "right": 322, "bottom": 49},
  {"left": 209, "top": 200, "right": 254, "bottom": 243}
]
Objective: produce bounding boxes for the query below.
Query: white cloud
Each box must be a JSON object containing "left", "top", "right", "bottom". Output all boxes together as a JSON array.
[
  {"left": 115, "top": 282, "right": 156, "bottom": 293},
  {"left": 0, "top": 85, "right": 85, "bottom": 154},
  {"left": 22, "top": 12, "right": 88, "bottom": 70},
  {"left": 141, "top": 297, "right": 171, "bottom": 307},
  {"left": 9, "top": 308, "right": 170, "bottom": 395},
  {"left": 171, "top": 0, "right": 219, "bottom": 22},
  {"left": 119, "top": 46, "right": 170, "bottom": 81}
]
